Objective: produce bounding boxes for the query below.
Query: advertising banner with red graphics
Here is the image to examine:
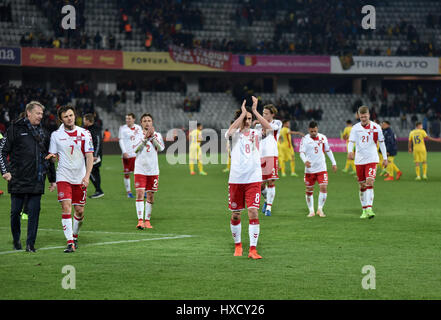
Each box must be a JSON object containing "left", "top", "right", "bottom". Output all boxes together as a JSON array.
[
  {"left": 231, "top": 55, "right": 331, "bottom": 73},
  {"left": 293, "top": 138, "right": 347, "bottom": 152},
  {"left": 22, "top": 48, "right": 123, "bottom": 69},
  {"left": 168, "top": 45, "right": 232, "bottom": 70}
]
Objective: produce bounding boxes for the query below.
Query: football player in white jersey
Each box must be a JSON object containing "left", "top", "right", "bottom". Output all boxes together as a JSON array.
[
  {"left": 46, "top": 106, "right": 94, "bottom": 253},
  {"left": 254, "top": 105, "right": 282, "bottom": 216},
  {"left": 132, "top": 113, "right": 165, "bottom": 230},
  {"left": 299, "top": 121, "right": 337, "bottom": 218},
  {"left": 118, "top": 113, "right": 142, "bottom": 198},
  {"left": 225, "top": 96, "right": 272, "bottom": 260},
  {"left": 348, "top": 106, "right": 388, "bottom": 219}
]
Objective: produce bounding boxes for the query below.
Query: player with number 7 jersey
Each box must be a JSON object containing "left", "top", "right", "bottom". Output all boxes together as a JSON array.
[
  {"left": 47, "top": 106, "right": 94, "bottom": 253},
  {"left": 132, "top": 113, "right": 165, "bottom": 230}
]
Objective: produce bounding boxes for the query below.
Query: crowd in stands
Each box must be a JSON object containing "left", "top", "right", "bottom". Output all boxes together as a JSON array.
[
  {"left": 0, "top": 1, "right": 12, "bottom": 22},
  {"left": 19, "top": 0, "right": 123, "bottom": 50},
  {"left": 118, "top": 0, "right": 203, "bottom": 51},
  {"left": 8, "top": 0, "right": 437, "bottom": 57},
  {"left": 180, "top": 96, "right": 201, "bottom": 112},
  {"left": 0, "top": 82, "right": 100, "bottom": 134},
  {"left": 349, "top": 83, "right": 441, "bottom": 136}
]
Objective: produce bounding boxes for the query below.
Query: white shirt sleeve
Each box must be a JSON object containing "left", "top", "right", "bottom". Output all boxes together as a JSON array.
[
  {"left": 347, "top": 128, "right": 355, "bottom": 153},
  {"left": 49, "top": 132, "right": 57, "bottom": 154},
  {"left": 118, "top": 126, "right": 127, "bottom": 154},
  {"left": 151, "top": 132, "right": 165, "bottom": 152},
  {"left": 299, "top": 137, "right": 307, "bottom": 163},
  {"left": 84, "top": 129, "right": 94, "bottom": 153}
]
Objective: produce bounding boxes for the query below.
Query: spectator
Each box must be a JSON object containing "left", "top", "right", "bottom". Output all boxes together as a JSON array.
[
  {"left": 124, "top": 23, "right": 132, "bottom": 40},
  {"left": 103, "top": 128, "right": 111, "bottom": 142},
  {"left": 94, "top": 32, "right": 102, "bottom": 50},
  {"left": 108, "top": 33, "right": 116, "bottom": 50}
]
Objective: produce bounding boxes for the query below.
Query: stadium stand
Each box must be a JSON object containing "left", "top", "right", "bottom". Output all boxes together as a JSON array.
[
  {"left": 1, "top": 0, "right": 441, "bottom": 139},
  {"left": 1, "top": 0, "right": 440, "bottom": 56},
  {"left": 2, "top": 80, "right": 440, "bottom": 139}
]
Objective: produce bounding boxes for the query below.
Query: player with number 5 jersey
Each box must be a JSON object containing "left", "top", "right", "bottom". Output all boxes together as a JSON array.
[
  {"left": 132, "top": 113, "right": 165, "bottom": 230},
  {"left": 47, "top": 105, "right": 94, "bottom": 253},
  {"left": 225, "top": 96, "right": 272, "bottom": 260},
  {"left": 299, "top": 121, "right": 337, "bottom": 218},
  {"left": 348, "top": 106, "right": 388, "bottom": 219}
]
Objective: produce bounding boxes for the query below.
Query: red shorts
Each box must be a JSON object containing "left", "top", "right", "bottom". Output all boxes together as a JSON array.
[
  {"left": 57, "top": 181, "right": 87, "bottom": 206},
  {"left": 304, "top": 171, "right": 328, "bottom": 187},
  {"left": 261, "top": 156, "right": 279, "bottom": 181},
  {"left": 134, "top": 174, "right": 159, "bottom": 192},
  {"left": 228, "top": 182, "right": 261, "bottom": 211},
  {"left": 122, "top": 157, "right": 136, "bottom": 174},
  {"left": 356, "top": 163, "right": 377, "bottom": 182}
]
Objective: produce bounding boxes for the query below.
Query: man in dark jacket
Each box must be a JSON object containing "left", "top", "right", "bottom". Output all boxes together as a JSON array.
[
  {"left": 83, "top": 113, "right": 104, "bottom": 198},
  {"left": 0, "top": 101, "right": 56, "bottom": 252},
  {"left": 382, "top": 120, "right": 402, "bottom": 181}
]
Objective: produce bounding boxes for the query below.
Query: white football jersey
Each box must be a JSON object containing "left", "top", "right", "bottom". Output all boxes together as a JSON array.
[
  {"left": 133, "top": 130, "right": 165, "bottom": 176},
  {"left": 299, "top": 133, "right": 334, "bottom": 174},
  {"left": 226, "top": 128, "right": 262, "bottom": 184},
  {"left": 255, "top": 119, "right": 282, "bottom": 158},
  {"left": 349, "top": 121, "right": 385, "bottom": 165},
  {"left": 49, "top": 125, "right": 94, "bottom": 184},
  {"left": 118, "top": 124, "right": 142, "bottom": 158}
]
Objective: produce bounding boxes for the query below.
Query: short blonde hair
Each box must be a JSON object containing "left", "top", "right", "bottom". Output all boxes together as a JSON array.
[
  {"left": 358, "top": 106, "right": 370, "bottom": 115},
  {"left": 25, "top": 101, "right": 45, "bottom": 114}
]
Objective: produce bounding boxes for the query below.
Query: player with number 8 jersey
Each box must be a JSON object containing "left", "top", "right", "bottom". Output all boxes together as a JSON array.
[
  {"left": 225, "top": 96, "right": 272, "bottom": 259},
  {"left": 47, "top": 106, "right": 94, "bottom": 253}
]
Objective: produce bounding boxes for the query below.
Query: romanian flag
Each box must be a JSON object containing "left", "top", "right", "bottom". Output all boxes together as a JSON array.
[{"left": 238, "top": 55, "right": 257, "bottom": 66}]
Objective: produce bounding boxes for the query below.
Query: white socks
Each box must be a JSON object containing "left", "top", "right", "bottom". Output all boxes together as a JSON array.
[
  {"left": 230, "top": 219, "right": 241, "bottom": 244},
  {"left": 145, "top": 202, "right": 152, "bottom": 221},
  {"left": 365, "top": 187, "right": 374, "bottom": 208},
  {"left": 62, "top": 213, "right": 73, "bottom": 243},
  {"left": 306, "top": 192, "right": 314, "bottom": 212},
  {"left": 266, "top": 186, "right": 275, "bottom": 206},
  {"left": 359, "top": 188, "right": 366, "bottom": 208},
  {"left": 306, "top": 191, "right": 327, "bottom": 212},
  {"left": 136, "top": 200, "right": 153, "bottom": 220},
  {"left": 318, "top": 192, "right": 327, "bottom": 210},
  {"left": 249, "top": 219, "right": 260, "bottom": 248},
  {"left": 136, "top": 200, "right": 144, "bottom": 220},
  {"left": 124, "top": 177, "right": 131, "bottom": 193},
  {"left": 231, "top": 218, "right": 260, "bottom": 248},
  {"left": 73, "top": 214, "right": 83, "bottom": 238}
]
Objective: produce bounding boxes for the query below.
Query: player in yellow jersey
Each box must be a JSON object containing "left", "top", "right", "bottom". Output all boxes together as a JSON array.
[
  {"left": 189, "top": 123, "right": 207, "bottom": 175},
  {"left": 278, "top": 120, "right": 304, "bottom": 177},
  {"left": 341, "top": 120, "right": 356, "bottom": 174},
  {"left": 408, "top": 121, "right": 441, "bottom": 180}
]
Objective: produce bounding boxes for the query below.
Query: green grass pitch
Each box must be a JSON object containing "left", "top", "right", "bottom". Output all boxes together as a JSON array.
[{"left": 1, "top": 152, "right": 440, "bottom": 300}]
